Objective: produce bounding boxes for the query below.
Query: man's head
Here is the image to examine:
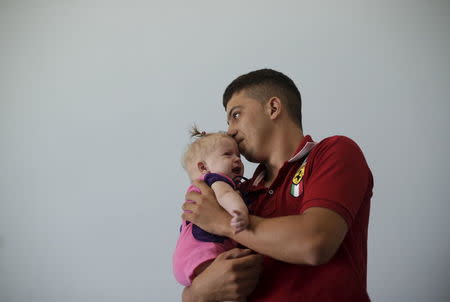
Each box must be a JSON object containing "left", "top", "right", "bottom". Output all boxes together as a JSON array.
[
  {"left": 223, "top": 68, "right": 302, "bottom": 130},
  {"left": 223, "top": 69, "right": 303, "bottom": 163}
]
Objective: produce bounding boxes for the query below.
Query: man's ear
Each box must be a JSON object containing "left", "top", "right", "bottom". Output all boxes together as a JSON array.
[
  {"left": 197, "top": 161, "right": 209, "bottom": 174},
  {"left": 265, "top": 97, "right": 282, "bottom": 120}
]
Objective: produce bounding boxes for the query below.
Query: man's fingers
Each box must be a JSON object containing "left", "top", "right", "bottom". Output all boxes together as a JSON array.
[
  {"left": 182, "top": 202, "right": 196, "bottom": 212},
  {"left": 185, "top": 190, "right": 201, "bottom": 202},
  {"left": 222, "top": 249, "right": 262, "bottom": 270},
  {"left": 221, "top": 248, "right": 253, "bottom": 260},
  {"left": 181, "top": 202, "right": 197, "bottom": 221},
  {"left": 191, "top": 179, "right": 211, "bottom": 191},
  {"left": 181, "top": 212, "right": 192, "bottom": 221},
  {"left": 232, "top": 253, "right": 263, "bottom": 270},
  {"left": 185, "top": 181, "right": 215, "bottom": 202}
]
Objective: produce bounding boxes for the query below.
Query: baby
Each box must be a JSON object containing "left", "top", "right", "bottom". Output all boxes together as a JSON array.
[
  {"left": 183, "top": 126, "right": 249, "bottom": 233},
  {"left": 173, "top": 126, "right": 250, "bottom": 300}
]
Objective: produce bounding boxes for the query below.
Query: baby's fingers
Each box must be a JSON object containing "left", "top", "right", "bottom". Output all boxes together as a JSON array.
[{"left": 232, "top": 210, "right": 242, "bottom": 217}]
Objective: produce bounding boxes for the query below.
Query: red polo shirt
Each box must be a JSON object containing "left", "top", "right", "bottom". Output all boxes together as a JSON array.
[{"left": 242, "top": 135, "right": 373, "bottom": 302}]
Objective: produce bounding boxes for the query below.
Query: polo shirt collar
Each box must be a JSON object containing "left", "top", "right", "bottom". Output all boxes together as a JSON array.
[
  {"left": 288, "top": 135, "right": 317, "bottom": 162},
  {"left": 251, "top": 135, "right": 316, "bottom": 187}
]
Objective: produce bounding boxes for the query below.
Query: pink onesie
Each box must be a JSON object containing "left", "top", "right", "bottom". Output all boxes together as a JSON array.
[{"left": 172, "top": 173, "right": 238, "bottom": 286}]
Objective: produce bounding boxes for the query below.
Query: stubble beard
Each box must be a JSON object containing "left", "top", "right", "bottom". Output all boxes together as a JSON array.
[{"left": 241, "top": 148, "right": 258, "bottom": 163}]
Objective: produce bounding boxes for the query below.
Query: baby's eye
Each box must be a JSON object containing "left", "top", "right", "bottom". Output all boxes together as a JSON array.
[
  {"left": 232, "top": 112, "right": 240, "bottom": 119},
  {"left": 223, "top": 152, "right": 232, "bottom": 156}
]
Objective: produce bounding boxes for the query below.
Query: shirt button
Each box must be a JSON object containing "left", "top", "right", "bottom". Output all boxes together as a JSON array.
[{"left": 268, "top": 189, "right": 274, "bottom": 195}]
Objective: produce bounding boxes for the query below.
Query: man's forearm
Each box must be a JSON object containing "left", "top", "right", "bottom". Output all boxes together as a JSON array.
[
  {"left": 182, "top": 285, "right": 212, "bottom": 302},
  {"left": 227, "top": 215, "right": 319, "bottom": 264},
  {"left": 227, "top": 208, "right": 347, "bottom": 265}
]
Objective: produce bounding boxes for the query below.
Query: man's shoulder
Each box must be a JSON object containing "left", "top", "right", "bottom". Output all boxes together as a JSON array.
[
  {"left": 308, "top": 135, "right": 368, "bottom": 167},
  {"left": 317, "top": 135, "right": 358, "bottom": 147},
  {"left": 314, "top": 135, "right": 364, "bottom": 155}
]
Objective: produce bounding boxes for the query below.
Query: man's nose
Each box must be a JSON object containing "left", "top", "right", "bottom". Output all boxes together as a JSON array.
[{"left": 227, "top": 127, "right": 237, "bottom": 137}]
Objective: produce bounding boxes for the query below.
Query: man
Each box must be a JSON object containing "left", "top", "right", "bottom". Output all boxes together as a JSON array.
[{"left": 182, "top": 69, "right": 373, "bottom": 301}]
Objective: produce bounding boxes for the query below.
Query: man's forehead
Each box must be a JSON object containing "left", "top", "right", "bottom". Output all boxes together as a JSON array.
[
  {"left": 226, "top": 89, "right": 251, "bottom": 110},
  {"left": 226, "top": 104, "right": 242, "bottom": 116},
  {"left": 226, "top": 96, "right": 241, "bottom": 112}
]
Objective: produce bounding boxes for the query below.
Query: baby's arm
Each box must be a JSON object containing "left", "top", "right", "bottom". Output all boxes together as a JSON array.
[{"left": 211, "top": 181, "right": 249, "bottom": 234}]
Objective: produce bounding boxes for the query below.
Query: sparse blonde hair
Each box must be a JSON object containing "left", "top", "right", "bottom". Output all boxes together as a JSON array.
[{"left": 182, "top": 125, "right": 232, "bottom": 179}]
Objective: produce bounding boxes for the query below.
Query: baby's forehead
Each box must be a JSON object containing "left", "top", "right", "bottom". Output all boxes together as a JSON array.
[
  {"left": 212, "top": 135, "right": 236, "bottom": 146},
  {"left": 202, "top": 135, "right": 234, "bottom": 151}
]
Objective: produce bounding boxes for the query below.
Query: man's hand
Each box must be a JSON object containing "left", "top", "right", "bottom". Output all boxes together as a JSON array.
[
  {"left": 182, "top": 248, "right": 263, "bottom": 302},
  {"left": 182, "top": 179, "right": 232, "bottom": 236}
]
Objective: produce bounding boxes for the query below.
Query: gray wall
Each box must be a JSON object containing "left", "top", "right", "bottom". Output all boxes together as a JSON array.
[{"left": 1, "top": 1, "right": 449, "bottom": 301}]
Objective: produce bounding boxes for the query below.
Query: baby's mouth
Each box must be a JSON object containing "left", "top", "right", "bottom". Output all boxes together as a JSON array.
[{"left": 232, "top": 167, "right": 242, "bottom": 175}]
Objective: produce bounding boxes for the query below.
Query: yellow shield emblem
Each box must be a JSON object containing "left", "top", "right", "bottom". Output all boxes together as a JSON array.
[{"left": 292, "top": 164, "right": 306, "bottom": 185}]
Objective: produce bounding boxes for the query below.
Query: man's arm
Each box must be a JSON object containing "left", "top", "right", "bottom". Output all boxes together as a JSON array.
[
  {"left": 183, "top": 184, "right": 347, "bottom": 265},
  {"left": 235, "top": 208, "right": 347, "bottom": 265},
  {"left": 181, "top": 248, "right": 262, "bottom": 302}
]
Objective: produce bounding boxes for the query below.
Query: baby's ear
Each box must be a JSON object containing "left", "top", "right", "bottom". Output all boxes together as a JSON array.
[{"left": 197, "top": 161, "right": 208, "bottom": 174}]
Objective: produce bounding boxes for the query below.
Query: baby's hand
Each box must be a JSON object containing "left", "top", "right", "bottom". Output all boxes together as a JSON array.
[{"left": 231, "top": 210, "right": 249, "bottom": 234}]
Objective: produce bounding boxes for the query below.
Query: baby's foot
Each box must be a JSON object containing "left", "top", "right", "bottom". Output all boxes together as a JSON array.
[{"left": 231, "top": 210, "right": 248, "bottom": 234}]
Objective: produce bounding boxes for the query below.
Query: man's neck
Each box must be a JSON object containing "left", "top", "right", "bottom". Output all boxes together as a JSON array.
[{"left": 263, "top": 129, "right": 304, "bottom": 186}]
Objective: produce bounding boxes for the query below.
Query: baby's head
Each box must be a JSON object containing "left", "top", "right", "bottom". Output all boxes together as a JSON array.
[{"left": 182, "top": 126, "right": 244, "bottom": 181}]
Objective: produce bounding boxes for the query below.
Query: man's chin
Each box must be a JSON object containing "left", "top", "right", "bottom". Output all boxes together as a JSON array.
[{"left": 242, "top": 151, "right": 259, "bottom": 163}]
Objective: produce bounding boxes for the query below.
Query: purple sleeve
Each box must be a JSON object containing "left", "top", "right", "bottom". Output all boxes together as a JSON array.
[{"left": 203, "top": 173, "right": 235, "bottom": 189}]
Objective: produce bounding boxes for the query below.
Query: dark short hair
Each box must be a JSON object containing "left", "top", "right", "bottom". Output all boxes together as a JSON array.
[{"left": 223, "top": 68, "right": 302, "bottom": 130}]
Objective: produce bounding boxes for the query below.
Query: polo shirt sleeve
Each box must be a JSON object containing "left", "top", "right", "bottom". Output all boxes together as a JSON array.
[{"left": 300, "top": 136, "right": 371, "bottom": 227}]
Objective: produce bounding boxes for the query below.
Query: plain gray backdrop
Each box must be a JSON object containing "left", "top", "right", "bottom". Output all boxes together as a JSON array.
[{"left": 1, "top": 1, "right": 449, "bottom": 301}]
